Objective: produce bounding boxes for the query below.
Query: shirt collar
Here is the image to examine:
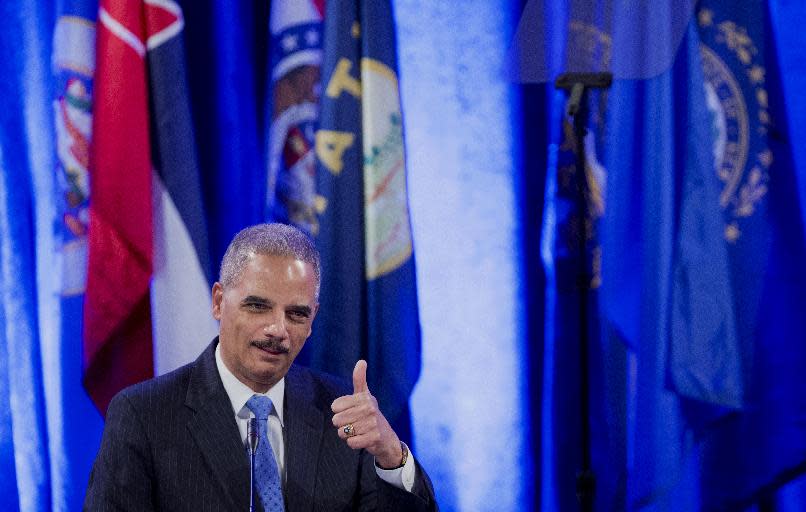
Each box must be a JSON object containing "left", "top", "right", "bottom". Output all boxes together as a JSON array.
[{"left": 215, "top": 342, "right": 285, "bottom": 427}]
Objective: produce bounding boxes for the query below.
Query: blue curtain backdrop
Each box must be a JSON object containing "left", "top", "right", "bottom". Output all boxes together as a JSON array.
[
  {"left": 0, "top": 1, "right": 53, "bottom": 506},
  {"left": 2, "top": 1, "right": 806, "bottom": 511}
]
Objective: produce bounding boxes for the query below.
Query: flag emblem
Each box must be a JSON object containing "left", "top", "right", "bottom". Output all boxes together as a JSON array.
[
  {"left": 266, "top": 1, "right": 325, "bottom": 234},
  {"left": 699, "top": 8, "right": 771, "bottom": 242},
  {"left": 53, "top": 16, "right": 96, "bottom": 296},
  {"left": 361, "top": 59, "right": 412, "bottom": 279}
]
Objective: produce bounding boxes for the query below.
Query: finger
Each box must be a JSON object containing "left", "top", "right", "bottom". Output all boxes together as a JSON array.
[
  {"left": 332, "top": 407, "right": 368, "bottom": 428},
  {"left": 346, "top": 431, "right": 382, "bottom": 450},
  {"left": 337, "top": 423, "right": 355, "bottom": 441},
  {"left": 336, "top": 417, "right": 372, "bottom": 440},
  {"left": 353, "top": 359, "right": 368, "bottom": 393},
  {"left": 332, "top": 398, "right": 379, "bottom": 427},
  {"left": 332, "top": 392, "right": 376, "bottom": 421},
  {"left": 331, "top": 394, "right": 360, "bottom": 413}
]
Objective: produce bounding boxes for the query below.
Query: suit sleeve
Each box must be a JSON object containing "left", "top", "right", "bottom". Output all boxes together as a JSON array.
[
  {"left": 84, "top": 392, "right": 156, "bottom": 511},
  {"left": 358, "top": 450, "right": 438, "bottom": 511}
]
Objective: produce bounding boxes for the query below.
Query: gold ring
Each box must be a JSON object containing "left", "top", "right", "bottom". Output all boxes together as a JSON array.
[{"left": 343, "top": 423, "right": 356, "bottom": 437}]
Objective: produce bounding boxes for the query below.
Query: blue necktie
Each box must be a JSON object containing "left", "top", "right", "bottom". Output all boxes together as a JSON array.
[{"left": 246, "top": 395, "right": 285, "bottom": 512}]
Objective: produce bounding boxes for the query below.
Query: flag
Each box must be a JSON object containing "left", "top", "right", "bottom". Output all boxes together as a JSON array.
[
  {"left": 147, "top": 0, "right": 218, "bottom": 375},
  {"left": 85, "top": 0, "right": 215, "bottom": 411},
  {"left": 84, "top": 0, "right": 154, "bottom": 412},
  {"left": 180, "top": 0, "right": 265, "bottom": 270},
  {"left": 604, "top": 23, "right": 742, "bottom": 411},
  {"left": 265, "top": 0, "right": 325, "bottom": 231},
  {"left": 601, "top": 23, "right": 736, "bottom": 510},
  {"left": 48, "top": 1, "right": 107, "bottom": 508},
  {"left": 595, "top": 0, "right": 806, "bottom": 508},
  {"left": 294, "top": 0, "right": 421, "bottom": 442},
  {"left": 693, "top": 1, "right": 806, "bottom": 508}
]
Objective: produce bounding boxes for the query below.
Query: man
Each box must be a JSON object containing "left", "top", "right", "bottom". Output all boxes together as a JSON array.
[{"left": 84, "top": 223, "right": 436, "bottom": 511}]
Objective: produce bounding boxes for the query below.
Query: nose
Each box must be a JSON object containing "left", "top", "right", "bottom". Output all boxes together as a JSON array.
[{"left": 263, "top": 310, "right": 288, "bottom": 338}]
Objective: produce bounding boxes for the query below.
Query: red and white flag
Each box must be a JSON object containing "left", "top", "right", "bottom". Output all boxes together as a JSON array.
[
  {"left": 84, "top": 0, "right": 202, "bottom": 413},
  {"left": 84, "top": 0, "right": 153, "bottom": 413}
]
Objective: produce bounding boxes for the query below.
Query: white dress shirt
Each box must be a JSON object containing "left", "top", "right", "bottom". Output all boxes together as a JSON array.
[{"left": 215, "top": 345, "right": 416, "bottom": 491}]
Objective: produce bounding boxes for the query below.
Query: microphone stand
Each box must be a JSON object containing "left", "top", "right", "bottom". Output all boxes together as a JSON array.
[
  {"left": 554, "top": 71, "right": 612, "bottom": 512},
  {"left": 247, "top": 418, "right": 259, "bottom": 512}
]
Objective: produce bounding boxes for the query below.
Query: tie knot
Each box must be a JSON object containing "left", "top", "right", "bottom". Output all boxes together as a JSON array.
[{"left": 246, "top": 395, "right": 275, "bottom": 420}]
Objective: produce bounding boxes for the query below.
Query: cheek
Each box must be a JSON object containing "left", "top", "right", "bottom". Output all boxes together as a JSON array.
[
  {"left": 289, "top": 326, "right": 311, "bottom": 350},
  {"left": 221, "top": 315, "right": 253, "bottom": 343}
]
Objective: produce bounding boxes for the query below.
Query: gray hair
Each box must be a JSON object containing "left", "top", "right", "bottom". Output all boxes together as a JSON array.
[{"left": 219, "top": 223, "right": 321, "bottom": 297}]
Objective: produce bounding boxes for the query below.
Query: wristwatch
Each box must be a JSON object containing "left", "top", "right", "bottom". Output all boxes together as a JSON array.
[
  {"left": 395, "top": 441, "right": 409, "bottom": 469},
  {"left": 378, "top": 441, "right": 409, "bottom": 470}
]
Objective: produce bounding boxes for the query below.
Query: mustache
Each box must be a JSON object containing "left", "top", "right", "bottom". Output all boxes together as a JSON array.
[{"left": 250, "top": 338, "right": 290, "bottom": 354}]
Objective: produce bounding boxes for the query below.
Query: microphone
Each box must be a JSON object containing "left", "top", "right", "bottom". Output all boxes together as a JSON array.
[
  {"left": 247, "top": 417, "right": 259, "bottom": 454},
  {"left": 247, "top": 418, "right": 259, "bottom": 512}
]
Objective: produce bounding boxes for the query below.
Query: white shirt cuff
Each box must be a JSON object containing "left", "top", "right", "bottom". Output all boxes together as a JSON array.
[{"left": 375, "top": 449, "right": 416, "bottom": 492}]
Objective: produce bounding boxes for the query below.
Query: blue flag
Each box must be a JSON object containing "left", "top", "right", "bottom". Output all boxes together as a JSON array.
[
  {"left": 601, "top": 23, "right": 734, "bottom": 510},
  {"left": 693, "top": 1, "right": 806, "bottom": 508},
  {"left": 49, "top": 1, "right": 108, "bottom": 508},
  {"left": 180, "top": 0, "right": 265, "bottom": 271},
  {"left": 600, "top": 1, "right": 806, "bottom": 508},
  {"left": 299, "top": 0, "right": 421, "bottom": 442}
]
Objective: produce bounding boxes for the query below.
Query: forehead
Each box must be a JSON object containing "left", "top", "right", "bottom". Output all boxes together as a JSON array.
[{"left": 229, "top": 253, "right": 317, "bottom": 297}]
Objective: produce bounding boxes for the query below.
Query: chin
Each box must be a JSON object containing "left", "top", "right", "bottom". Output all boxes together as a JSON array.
[{"left": 252, "top": 363, "right": 287, "bottom": 383}]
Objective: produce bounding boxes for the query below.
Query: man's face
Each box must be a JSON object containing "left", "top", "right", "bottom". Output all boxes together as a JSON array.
[{"left": 212, "top": 253, "right": 319, "bottom": 392}]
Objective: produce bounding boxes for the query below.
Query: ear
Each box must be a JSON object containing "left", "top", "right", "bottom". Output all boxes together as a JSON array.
[
  {"left": 211, "top": 282, "right": 224, "bottom": 320},
  {"left": 306, "top": 303, "right": 320, "bottom": 337}
]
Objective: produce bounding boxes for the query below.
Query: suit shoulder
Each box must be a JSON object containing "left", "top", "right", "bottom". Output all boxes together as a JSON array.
[{"left": 110, "top": 361, "right": 194, "bottom": 413}]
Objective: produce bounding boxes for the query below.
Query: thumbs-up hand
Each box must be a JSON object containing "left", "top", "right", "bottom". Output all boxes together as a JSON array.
[{"left": 331, "top": 360, "right": 404, "bottom": 469}]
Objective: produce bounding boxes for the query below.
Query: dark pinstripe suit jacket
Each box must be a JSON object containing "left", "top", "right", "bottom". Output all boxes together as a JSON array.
[{"left": 84, "top": 339, "right": 437, "bottom": 511}]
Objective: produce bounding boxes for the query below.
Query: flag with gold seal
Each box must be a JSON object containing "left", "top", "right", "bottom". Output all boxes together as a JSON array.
[
  {"left": 694, "top": 1, "right": 806, "bottom": 508},
  {"left": 297, "top": 0, "right": 421, "bottom": 443}
]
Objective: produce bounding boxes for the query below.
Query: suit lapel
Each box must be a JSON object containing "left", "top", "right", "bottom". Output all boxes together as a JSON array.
[
  {"left": 184, "top": 339, "right": 253, "bottom": 511},
  {"left": 284, "top": 365, "right": 324, "bottom": 512}
]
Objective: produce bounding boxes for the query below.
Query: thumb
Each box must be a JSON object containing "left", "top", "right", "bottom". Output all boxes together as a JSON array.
[{"left": 352, "top": 359, "right": 369, "bottom": 394}]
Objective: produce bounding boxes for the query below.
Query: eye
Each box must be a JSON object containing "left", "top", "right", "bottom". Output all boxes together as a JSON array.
[
  {"left": 287, "top": 310, "right": 309, "bottom": 322},
  {"left": 244, "top": 302, "right": 269, "bottom": 311}
]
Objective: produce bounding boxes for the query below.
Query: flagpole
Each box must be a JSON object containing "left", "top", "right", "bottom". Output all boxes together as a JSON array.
[{"left": 555, "top": 71, "right": 612, "bottom": 512}]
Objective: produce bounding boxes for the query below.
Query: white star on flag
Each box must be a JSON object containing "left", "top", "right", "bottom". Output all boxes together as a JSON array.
[
  {"left": 281, "top": 33, "right": 298, "bottom": 51},
  {"left": 304, "top": 29, "right": 319, "bottom": 46}
]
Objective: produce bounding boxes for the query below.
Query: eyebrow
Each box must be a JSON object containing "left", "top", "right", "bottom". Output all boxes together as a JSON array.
[{"left": 241, "top": 296, "right": 272, "bottom": 306}]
